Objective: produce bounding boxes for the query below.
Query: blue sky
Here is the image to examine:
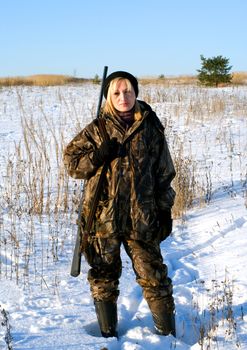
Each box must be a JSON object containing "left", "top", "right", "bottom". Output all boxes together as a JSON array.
[{"left": 1, "top": 0, "right": 246, "bottom": 78}]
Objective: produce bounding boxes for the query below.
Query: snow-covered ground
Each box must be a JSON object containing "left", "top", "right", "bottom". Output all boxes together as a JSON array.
[{"left": 0, "top": 84, "right": 246, "bottom": 349}]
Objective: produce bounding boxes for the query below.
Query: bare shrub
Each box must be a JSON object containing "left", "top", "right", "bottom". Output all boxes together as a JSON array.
[
  {"left": 0, "top": 305, "right": 13, "bottom": 350},
  {"left": 193, "top": 272, "right": 241, "bottom": 349},
  {"left": 172, "top": 147, "right": 198, "bottom": 219}
]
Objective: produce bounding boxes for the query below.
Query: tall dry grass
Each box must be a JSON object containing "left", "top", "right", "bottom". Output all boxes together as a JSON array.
[
  {"left": 232, "top": 71, "right": 247, "bottom": 85},
  {"left": 140, "top": 72, "right": 247, "bottom": 87},
  {"left": 188, "top": 270, "right": 241, "bottom": 349},
  {"left": 0, "top": 83, "right": 246, "bottom": 287},
  {"left": 0, "top": 74, "right": 86, "bottom": 87},
  {"left": 140, "top": 75, "right": 198, "bottom": 86},
  {"left": 1, "top": 72, "right": 246, "bottom": 87},
  {"left": 0, "top": 82, "right": 246, "bottom": 348}
]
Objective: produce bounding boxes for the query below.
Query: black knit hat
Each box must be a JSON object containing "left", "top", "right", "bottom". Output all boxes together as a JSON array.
[{"left": 103, "top": 71, "right": 139, "bottom": 98}]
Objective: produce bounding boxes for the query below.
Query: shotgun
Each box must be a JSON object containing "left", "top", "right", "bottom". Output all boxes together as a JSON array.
[{"left": 70, "top": 66, "right": 108, "bottom": 277}]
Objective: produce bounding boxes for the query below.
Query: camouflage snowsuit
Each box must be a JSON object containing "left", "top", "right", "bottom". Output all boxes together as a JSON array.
[{"left": 63, "top": 100, "right": 176, "bottom": 309}]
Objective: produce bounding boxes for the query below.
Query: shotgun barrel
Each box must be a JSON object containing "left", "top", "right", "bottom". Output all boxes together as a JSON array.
[{"left": 70, "top": 66, "right": 108, "bottom": 277}]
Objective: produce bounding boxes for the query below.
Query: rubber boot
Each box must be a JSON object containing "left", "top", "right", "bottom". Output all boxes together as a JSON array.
[
  {"left": 148, "top": 298, "right": 176, "bottom": 337},
  {"left": 153, "top": 311, "right": 176, "bottom": 337},
  {"left": 94, "top": 300, "right": 118, "bottom": 338}
]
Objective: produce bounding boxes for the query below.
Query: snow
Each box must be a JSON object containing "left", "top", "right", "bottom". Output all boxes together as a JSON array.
[{"left": 0, "top": 84, "right": 247, "bottom": 349}]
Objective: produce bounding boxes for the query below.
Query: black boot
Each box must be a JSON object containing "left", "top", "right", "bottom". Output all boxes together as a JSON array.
[
  {"left": 94, "top": 300, "right": 118, "bottom": 338},
  {"left": 153, "top": 311, "right": 176, "bottom": 337},
  {"left": 148, "top": 297, "right": 176, "bottom": 337}
]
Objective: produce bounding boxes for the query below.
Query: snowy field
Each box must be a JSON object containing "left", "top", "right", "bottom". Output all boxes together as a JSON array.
[{"left": 0, "top": 83, "right": 247, "bottom": 349}]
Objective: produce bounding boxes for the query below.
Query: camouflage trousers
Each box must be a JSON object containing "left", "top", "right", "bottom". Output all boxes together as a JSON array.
[{"left": 85, "top": 235, "right": 174, "bottom": 309}]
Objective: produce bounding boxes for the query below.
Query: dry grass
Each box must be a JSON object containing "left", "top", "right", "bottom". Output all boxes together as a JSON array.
[
  {"left": 139, "top": 75, "right": 197, "bottom": 86},
  {"left": 173, "top": 152, "right": 198, "bottom": 218},
  {"left": 1, "top": 72, "right": 246, "bottom": 87},
  {"left": 0, "top": 83, "right": 246, "bottom": 348},
  {"left": 232, "top": 71, "right": 247, "bottom": 85},
  {"left": 0, "top": 305, "right": 13, "bottom": 350},
  {"left": 140, "top": 72, "right": 247, "bottom": 87},
  {"left": 191, "top": 271, "right": 241, "bottom": 349},
  {"left": 0, "top": 74, "right": 86, "bottom": 86},
  {"left": 0, "top": 83, "right": 246, "bottom": 287}
]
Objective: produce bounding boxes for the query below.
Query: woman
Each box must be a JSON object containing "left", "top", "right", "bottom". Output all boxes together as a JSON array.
[{"left": 63, "top": 71, "right": 176, "bottom": 338}]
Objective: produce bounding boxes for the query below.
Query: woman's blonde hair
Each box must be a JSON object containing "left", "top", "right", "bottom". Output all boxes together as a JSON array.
[{"left": 102, "top": 78, "right": 142, "bottom": 121}]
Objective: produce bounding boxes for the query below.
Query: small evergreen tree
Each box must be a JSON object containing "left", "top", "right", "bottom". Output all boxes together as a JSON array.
[{"left": 197, "top": 55, "right": 232, "bottom": 87}]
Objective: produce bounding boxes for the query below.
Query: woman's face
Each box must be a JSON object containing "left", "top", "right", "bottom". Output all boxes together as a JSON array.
[{"left": 110, "top": 79, "right": 136, "bottom": 112}]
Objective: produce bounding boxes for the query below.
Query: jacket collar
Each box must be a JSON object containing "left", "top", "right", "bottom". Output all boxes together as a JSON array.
[{"left": 102, "top": 100, "right": 154, "bottom": 142}]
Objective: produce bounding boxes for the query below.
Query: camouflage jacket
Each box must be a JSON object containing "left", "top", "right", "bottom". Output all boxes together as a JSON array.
[{"left": 63, "top": 101, "right": 176, "bottom": 241}]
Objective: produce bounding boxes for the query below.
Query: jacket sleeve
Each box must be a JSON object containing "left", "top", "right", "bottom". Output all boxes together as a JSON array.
[
  {"left": 63, "top": 122, "right": 100, "bottom": 180},
  {"left": 154, "top": 135, "right": 176, "bottom": 211}
]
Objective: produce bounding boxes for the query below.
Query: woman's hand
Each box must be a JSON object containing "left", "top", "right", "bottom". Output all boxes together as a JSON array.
[
  {"left": 157, "top": 210, "right": 173, "bottom": 241},
  {"left": 91, "top": 138, "right": 119, "bottom": 166}
]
